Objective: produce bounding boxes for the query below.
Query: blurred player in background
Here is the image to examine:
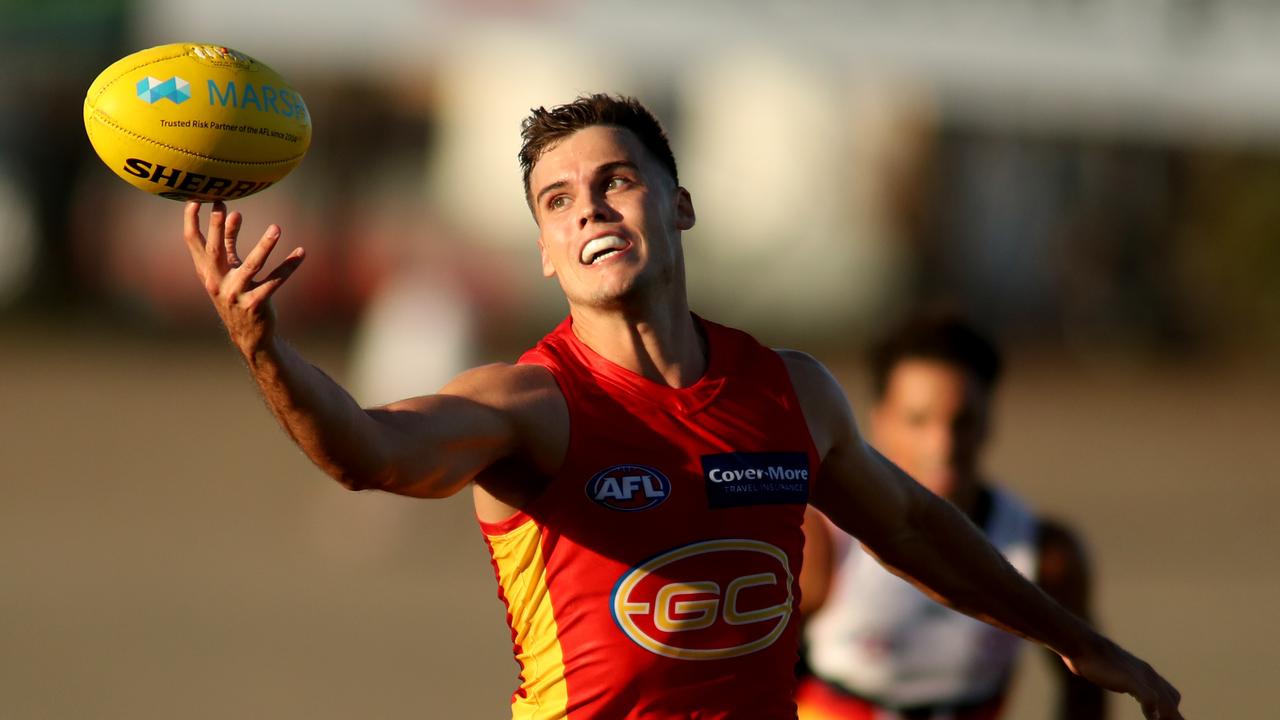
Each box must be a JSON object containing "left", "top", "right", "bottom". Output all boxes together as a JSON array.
[
  {"left": 797, "top": 312, "right": 1104, "bottom": 719},
  {"left": 179, "top": 94, "right": 1179, "bottom": 719}
]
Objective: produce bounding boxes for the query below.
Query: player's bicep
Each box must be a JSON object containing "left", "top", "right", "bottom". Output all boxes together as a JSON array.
[
  {"left": 362, "top": 364, "right": 550, "bottom": 498},
  {"left": 779, "top": 350, "right": 921, "bottom": 551},
  {"left": 811, "top": 434, "right": 921, "bottom": 554}
]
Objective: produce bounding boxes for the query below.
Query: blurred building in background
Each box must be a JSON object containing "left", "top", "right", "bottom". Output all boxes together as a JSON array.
[{"left": 3, "top": 0, "right": 1278, "bottom": 359}]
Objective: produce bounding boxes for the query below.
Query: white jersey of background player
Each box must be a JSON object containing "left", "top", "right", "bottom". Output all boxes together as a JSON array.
[{"left": 797, "top": 312, "right": 1105, "bottom": 720}]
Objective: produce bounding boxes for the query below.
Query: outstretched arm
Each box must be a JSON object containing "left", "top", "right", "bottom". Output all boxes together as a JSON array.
[
  {"left": 779, "top": 350, "right": 1183, "bottom": 720},
  {"left": 182, "top": 202, "right": 557, "bottom": 497}
]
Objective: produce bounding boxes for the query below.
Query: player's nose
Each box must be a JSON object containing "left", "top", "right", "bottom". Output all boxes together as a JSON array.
[{"left": 578, "top": 190, "right": 615, "bottom": 229}]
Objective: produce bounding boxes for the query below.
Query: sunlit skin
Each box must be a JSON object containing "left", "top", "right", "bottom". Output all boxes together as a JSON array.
[
  {"left": 870, "top": 358, "right": 990, "bottom": 515},
  {"left": 528, "top": 125, "right": 701, "bottom": 387},
  {"left": 530, "top": 125, "right": 694, "bottom": 309}
]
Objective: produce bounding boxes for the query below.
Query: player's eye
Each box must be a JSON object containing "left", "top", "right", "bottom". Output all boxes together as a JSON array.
[
  {"left": 606, "top": 176, "right": 629, "bottom": 191},
  {"left": 548, "top": 195, "right": 570, "bottom": 211}
]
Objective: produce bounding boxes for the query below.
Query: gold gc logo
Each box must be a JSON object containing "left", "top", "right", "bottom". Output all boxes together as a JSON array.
[{"left": 611, "top": 539, "right": 794, "bottom": 660}]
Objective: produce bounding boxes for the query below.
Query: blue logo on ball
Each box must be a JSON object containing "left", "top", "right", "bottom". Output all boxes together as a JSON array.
[{"left": 136, "top": 76, "right": 191, "bottom": 105}]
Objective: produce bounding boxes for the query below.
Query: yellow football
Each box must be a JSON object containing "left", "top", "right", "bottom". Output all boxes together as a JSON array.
[{"left": 84, "top": 42, "right": 311, "bottom": 202}]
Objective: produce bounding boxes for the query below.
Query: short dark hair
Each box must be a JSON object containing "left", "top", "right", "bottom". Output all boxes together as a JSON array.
[
  {"left": 870, "top": 311, "right": 1003, "bottom": 399},
  {"left": 518, "top": 93, "right": 679, "bottom": 208}
]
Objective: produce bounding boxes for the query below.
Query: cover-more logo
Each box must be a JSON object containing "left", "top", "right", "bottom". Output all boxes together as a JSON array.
[
  {"left": 136, "top": 76, "right": 191, "bottom": 105},
  {"left": 586, "top": 464, "right": 671, "bottom": 512},
  {"left": 611, "top": 539, "right": 794, "bottom": 660}
]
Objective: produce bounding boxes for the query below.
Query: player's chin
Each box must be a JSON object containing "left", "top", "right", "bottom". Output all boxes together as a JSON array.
[{"left": 577, "top": 278, "right": 643, "bottom": 309}]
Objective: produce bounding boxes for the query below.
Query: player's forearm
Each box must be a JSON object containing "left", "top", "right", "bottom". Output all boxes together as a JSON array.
[
  {"left": 242, "top": 334, "right": 392, "bottom": 489},
  {"left": 877, "top": 483, "right": 1098, "bottom": 660}
]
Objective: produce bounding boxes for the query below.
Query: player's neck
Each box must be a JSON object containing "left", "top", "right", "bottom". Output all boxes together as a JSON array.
[{"left": 569, "top": 298, "right": 707, "bottom": 388}]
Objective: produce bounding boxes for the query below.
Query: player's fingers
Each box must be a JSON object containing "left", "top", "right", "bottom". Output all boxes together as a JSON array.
[
  {"left": 224, "top": 209, "right": 244, "bottom": 267},
  {"left": 183, "top": 201, "right": 206, "bottom": 261},
  {"left": 1160, "top": 681, "right": 1184, "bottom": 720},
  {"left": 243, "top": 247, "right": 304, "bottom": 306},
  {"left": 235, "top": 224, "right": 283, "bottom": 282},
  {"left": 1141, "top": 681, "right": 1184, "bottom": 720},
  {"left": 183, "top": 202, "right": 225, "bottom": 296},
  {"left": 1150, "top": 670, "right": 1181, "bottom": 716},
  {"left": 207, "top": 201, "right": 230, "bottom": 272}
]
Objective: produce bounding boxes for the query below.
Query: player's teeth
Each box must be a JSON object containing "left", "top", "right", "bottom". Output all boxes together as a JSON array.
[{"left": 581, "top": 236, "right": 626, "bottom": 264}]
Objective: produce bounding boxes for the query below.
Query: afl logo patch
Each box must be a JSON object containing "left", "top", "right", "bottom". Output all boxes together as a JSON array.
[{"left": 586, "top": 464, "right": 672, "bottom": 512}]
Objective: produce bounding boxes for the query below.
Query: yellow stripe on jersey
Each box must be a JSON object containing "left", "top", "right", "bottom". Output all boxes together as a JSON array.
[{"left": 485, "top": 517, "right": 569, "bottom": 719}]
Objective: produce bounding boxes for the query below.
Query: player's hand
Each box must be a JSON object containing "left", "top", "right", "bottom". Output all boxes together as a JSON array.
[
  {"left": 183, "top": 201, "right": 305, "bottom": 356},
  {"left": 1064, "top": 635, "right": 1184, "bottom": 719}
]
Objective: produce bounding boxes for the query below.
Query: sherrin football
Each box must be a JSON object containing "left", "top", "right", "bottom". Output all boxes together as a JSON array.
[{"left": 84, "top": 42, "right": 311, "bottom": 202}]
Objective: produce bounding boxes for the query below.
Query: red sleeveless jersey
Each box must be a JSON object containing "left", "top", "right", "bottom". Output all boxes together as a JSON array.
[{"left": 479, "top": 315, "right": 820, "bottom": 719}]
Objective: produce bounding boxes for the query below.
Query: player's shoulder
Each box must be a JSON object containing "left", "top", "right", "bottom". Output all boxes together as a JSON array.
[
  {"left": 773, "top": 349, "right": 854, "bottom": 457},
  {"left": 774, "top": 348, "right": 836, "bottom": 389},
  {"left": 438, "top": 362, "right": 565, "bottom": 415},
  {"left": 774, "top": 349, "right": 850, "bottom": 409}
]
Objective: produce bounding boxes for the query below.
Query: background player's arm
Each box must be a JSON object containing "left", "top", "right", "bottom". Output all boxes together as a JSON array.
[
  {"left": 1038, "top": 519, "right": 1108, "bottom": 720},
  {"left": 182, "top": 202, "right": 556, "bottom": 497},
  {"left": 778, "top": 350, "right": 1182, "bottom": 720}
]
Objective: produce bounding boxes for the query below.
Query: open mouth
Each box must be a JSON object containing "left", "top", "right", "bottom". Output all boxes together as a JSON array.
[{"left": 580, "top": 235, "right": 630, "bottom": 265}]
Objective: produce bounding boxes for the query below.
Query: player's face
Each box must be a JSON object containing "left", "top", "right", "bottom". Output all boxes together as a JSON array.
[
  {"left": 529, "top": 125, "right": 694, "bottom": 310},
  {"left": 871, "top": 359, "right": 991, "bottom": 501}
]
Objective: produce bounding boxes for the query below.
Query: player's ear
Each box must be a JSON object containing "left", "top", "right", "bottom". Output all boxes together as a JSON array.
[
  {"left": 675, "top": 187, "right": 695, "bottom": 231},
  {"left": 538, "top": 234, "right": 556, "bottom": 278}
]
